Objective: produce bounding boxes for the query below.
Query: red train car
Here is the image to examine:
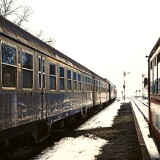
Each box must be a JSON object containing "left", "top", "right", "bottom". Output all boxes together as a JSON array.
[{"left": 148, "top": 37, "right": 160, "bottom": 140}]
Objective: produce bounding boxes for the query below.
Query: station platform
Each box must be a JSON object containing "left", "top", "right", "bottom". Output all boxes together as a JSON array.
[{"left": 95, "top": 100, "right": 154, "bottom": 160}]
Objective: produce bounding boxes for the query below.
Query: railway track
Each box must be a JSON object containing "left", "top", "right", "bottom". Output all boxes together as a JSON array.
[{"left": 131, "top": 98, "right": 149, "bottom": 122}]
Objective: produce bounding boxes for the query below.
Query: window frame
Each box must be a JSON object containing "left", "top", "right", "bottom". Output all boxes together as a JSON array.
[
  {"left": 67, "top": 69, "right": 72, "bottom": 91},
  {"left": 50, "top": 62, "right": 56, "bottom": 91},
  {"left": 78, "top": 73, "right": 81, "bottom": 91},
  {"left": 59, "top": 66, "right": 65, "bottom": 91},
  {"left": 22, "top": 49, "right": 34, "bottom": 89},
  {"left": 73, "top": 71, "right": 77, "bottom": 91},
  {"left": 1, "top": 41, "right": 17, "bottom": 89}
]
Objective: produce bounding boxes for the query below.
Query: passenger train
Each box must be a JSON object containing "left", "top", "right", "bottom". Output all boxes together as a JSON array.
[
  {"left": 0, "top": 16, "right": 117, "bottom": 148},
  {"left": 148, "top": 37, "right": 160, "bottom": 142}
]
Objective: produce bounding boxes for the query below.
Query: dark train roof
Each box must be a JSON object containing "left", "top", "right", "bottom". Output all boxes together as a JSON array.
[
  {"left": 149, "top": 37, "right": 160, "bottom": 59},
  {"left": 0, "top": 16, "right": 108, "bottom": 82}
]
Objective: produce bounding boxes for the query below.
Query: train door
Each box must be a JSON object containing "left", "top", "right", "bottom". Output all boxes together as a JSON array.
[{"left": 38, "top": 55, "right": 47, "bottom": 118}]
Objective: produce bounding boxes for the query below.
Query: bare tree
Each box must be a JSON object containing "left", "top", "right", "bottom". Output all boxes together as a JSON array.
[
  {"left": 0, "top": 0, "right": 56, "bottom": 46},
  {"left": 0, "top": 0, "right": 32, "bottom": 27},
  {"left": 34, "top": 30, "right": 56, "bottom": 47},
  {"left": 45, "top": 38, "right": 56, "bottom": 47},
  {"left": 34, "top": 30, "right": 44, "bottom": 39}
]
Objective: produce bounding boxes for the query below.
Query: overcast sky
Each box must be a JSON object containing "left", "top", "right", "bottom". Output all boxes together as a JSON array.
[{"left": 15, "top": 0, "right": 160, "bottom": 97}]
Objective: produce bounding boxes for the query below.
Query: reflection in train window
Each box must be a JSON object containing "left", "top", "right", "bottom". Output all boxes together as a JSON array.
[
  {"left": 50, "top": 63, "right": 56, "bottom": 90},
  {"left": 60, "top": 67, "right": 65, "bottom": 90},
  {"left": 73, "top": 72, "right": 77, "bottom": 90},
  {"left": 22, "top": 52, "right": 33, "bottom": 69},
  {"left": 42, "top": 58, "right": 45, "bottom": 89},
  {"left": 22, "top": 51, "right": 33, "bottom": 88},
  {"left": 2, "top": 43, "right": 17, "bottom": 88},
  {"left": 67, "top": 70, "right": 71, "bottom": 90},
  {"left": 38, "top": 57, "right": 42, "bottom": 88},
  {"left": 2, "top": 43, "right": 16, "bottom": 65},
  {"left": 158, "top": 54, "right": 160, "bottom": 94},
  {"left": 78, "top": 73, "right": 81, "bottom": 91},
  {"left": 2, "top": 65, "right": 16, "bottom": 87}
]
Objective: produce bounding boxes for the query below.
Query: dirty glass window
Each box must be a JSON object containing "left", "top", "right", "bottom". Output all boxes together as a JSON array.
[
  {"left": 150, "top": 60, "right": 153, "bottom": 94},
  {"left": 67, "top": 70, "right": 71, "bottom": 90},
  {"left": 2, "top": 43, "right": 16, "bottom": 65},
  {"left": 42, "top": 58, "right": 45, "bottom": 88},
  {"left": 22, "top": 52, "right": 33, "bottom": 69},
  {"left": 158, "top": 53, "right": 160, "bottom": 94},
  {"left": 50, "top": 63, "right": 56, "bottom": 90},
  {"left": 22, "top": 52, "right": 33, "bottom": 88},
  {"left": 88, "top": 77, "right": 91, "bottom": 91},
  {"left": 2, "top": 65, "right": 17, "bottom": 87},
  {"left": 2, "top": 43, "right": 17, "bottom": 88},
  {"left": 38, "top": 57, "right": 42, "bottom": 88},
  {"left": 85, "top": 76, "right": 88, "bottom": 91},
  {"left": 78, "top": 73, "right": 81, "bottom": 91},
  {"left": 60, "top": 67, "right": 65, "bottom": 90},
  {"left": 82, "top": 75, "right": 85, "bottom": 91},
  {"left": 73, "top": 72, "right": 77, "bottom": 90},
  {"left": 153, "top": 57, "right": 157, "bottom": 94}
]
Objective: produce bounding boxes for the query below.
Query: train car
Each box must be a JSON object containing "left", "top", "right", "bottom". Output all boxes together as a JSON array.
[
  {"left": 148, "top": 37, "right": 160, "bottom": 141},
  {"left": 0, "top": 16, "right": 116, "bottom": 148},
  {"left": 92, "top": 73, "right": 110, "bottom": 109},
  {"left": 109, "top": 82, "right": 117, "bottom": 101}
]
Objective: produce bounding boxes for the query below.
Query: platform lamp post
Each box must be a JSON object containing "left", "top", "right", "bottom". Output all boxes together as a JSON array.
[{"left": 123, "top": 71, "right": 130, "bottom": 100}]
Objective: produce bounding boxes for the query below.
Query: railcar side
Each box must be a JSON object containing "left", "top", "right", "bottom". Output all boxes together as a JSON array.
[
  {"left": 0, "top": 16, "right": 115, "bottom": 148},
  {"left": 148, "top": 37, "right": 160, "bottom": 141}
]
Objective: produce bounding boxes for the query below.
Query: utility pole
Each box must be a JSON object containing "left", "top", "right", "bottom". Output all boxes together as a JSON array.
[{"left": 123, "top": 71, "right": 130, "bottom": 100}]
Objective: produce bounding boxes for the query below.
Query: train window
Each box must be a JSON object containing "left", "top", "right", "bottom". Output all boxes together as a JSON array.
[
  {"left": 42, "top": 58, "right": 45, "bottom": 88},
  {"left": 90, "top": 78, "right": 93, "bottom": 91},
  {"left": 38, "top": 57, "right": 46, "bottom": 89},
  {"left": 38, "top": 57, "right": 42, "bottom": 88},
  {"left": 88, "top": 77, "right": 90, "bottom": 91},
  {"left": 82, "top": 75, "right": 85, "bottom": 91},
  {"left": 50, "top": 63, "right": 56, "bottom": 90},
  {"left": 60, "top": 67, "right": 65, "bottom": 90},
  {"left": 85, "top": 76, "right": 88, "bottom": 91},
  {"left": 154, "top": 57, "right": 157, "bottom": 94},
  {"left": 22, "top": 52, "right": 33, "bottom": 88},
  {"left": 67, "top": 70, "right": 71, "bottom": 90},
  {"left": 2, "top": 43, "right": 17, "bottom": 88},
  {"left": 2, "top": 65, "right": 17, "bottom": 87},
  {"left": 78, "top": 73, "right": 81, "bottom": 91},
  {"left": 73, "top": 72, "right": 77, "bottom": 90},
  {"left": 22, "top": 52, "right": 33, "bottom": 69},
  {"left": 2, "top": 43, "right": 16, "bottom": 65},
  {"left": 150, "top": 64, "right": 154, "bottom": 94},
  {"left": 95, "top": 80, "right": 97, "bottom": 92},
  {"left": 158, "top": 54, "right": 160, "bottom": 94},
  {"left": 97, "top": 80, "right": 99, "bottom": 92}
]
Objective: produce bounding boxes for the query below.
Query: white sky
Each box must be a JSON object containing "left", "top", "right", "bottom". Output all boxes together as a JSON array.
[{"left": 15, "top": 0, "right": 160, "bottom": 96}]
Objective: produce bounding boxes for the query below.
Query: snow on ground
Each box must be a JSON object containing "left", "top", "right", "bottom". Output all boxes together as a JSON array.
[
  {"left": 77, "top": 99, "right": 122, "bottom": 130},
  {"left": 131, "top": 98, "right": 160, "bottom": 160},
  {"left": 34, "top": 135, "right": 107, "bottom": 160},
  {"left": 34, "top": 98, "right": 160, "bottom": 160},
  {"left": 33, "top": 100, "right": 122, "bottom": 160}
]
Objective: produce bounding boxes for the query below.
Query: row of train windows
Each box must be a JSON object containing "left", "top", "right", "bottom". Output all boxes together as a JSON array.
[
  {"left": 1, "top": 42, "right": 108, "bottom": 91},
  {"left": 150, "top": 54, "right": 160, "bottom": 94}
]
